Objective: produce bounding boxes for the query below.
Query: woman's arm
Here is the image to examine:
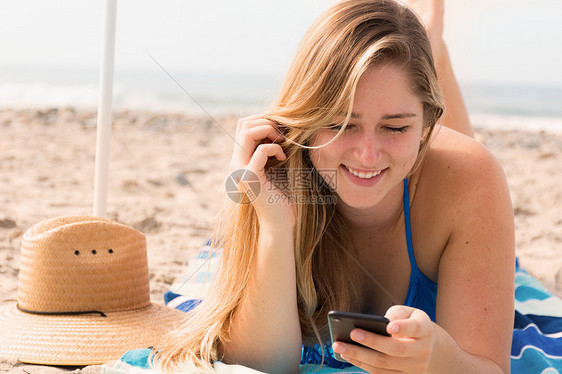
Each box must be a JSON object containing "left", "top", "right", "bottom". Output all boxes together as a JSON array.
[
  {"left": 430, "top": 132, "right": 514, "bottom": 373},
  {"left": 219, "top": 224, "right": 302, "bottom": 373},
  {"left": 218, "top": 115, "right": 302, "bottom": 373}
]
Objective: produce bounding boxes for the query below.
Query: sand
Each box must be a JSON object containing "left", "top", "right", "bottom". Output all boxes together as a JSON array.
[{"left": 0, "top": 108, "right": 560, "bottom": 373}]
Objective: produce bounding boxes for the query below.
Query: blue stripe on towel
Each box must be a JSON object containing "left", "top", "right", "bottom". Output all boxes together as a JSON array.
[
  {"left": 514, "top": 313, "right": 562, "bottom": 335},
  {"left": 164, "top": 291, "right": 202, "bottom": 312},
  {"left": 512, "top": 314, "right": 562, "bottom": 357},
  {"left": 511, "top": 264, "right": 562, "bottom": 373},
  {"left": 515, "top": 273, "right": 550, "bottom": 293},
  {"left": 516, "top": 285, "right": 552, "bottom": 302},
  {"left": 163, "top": 291, "right": 181, "bottom": 305},
  {"left": 511, "top": 345, "right": 562, "bottom": 373},
  {"left": 120, "top": 348, "right": 153, "bottom": 369}
]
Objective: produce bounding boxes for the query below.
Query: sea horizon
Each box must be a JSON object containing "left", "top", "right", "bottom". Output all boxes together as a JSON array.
[{"left": 2, "top": 65, "right": 562, "bottom": 134}]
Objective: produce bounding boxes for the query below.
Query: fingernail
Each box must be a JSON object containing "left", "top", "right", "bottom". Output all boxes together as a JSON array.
[
  {"left": 389, "top": 324, "right": 399, "bottom": 334},
  {"left": 333, "top": 342, "right": 346, "bottom": 353},
  {"left": 352, "top": 330, "right": 365, "bottom": 341}
]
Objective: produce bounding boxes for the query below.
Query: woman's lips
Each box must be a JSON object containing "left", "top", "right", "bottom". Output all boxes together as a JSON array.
[
  {"left": 344, "top": 165, "right": 383, "bottom": 178},
  {"left": 341, "top": 164, "right": 386, "bottom": 186}
]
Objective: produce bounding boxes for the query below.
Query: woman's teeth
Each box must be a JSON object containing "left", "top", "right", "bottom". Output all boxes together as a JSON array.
[{"left": 345, "top": 165, "right": 382, "bottom": 179}]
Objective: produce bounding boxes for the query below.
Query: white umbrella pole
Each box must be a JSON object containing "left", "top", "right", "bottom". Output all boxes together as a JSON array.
[{"left": 93, "top": 0, "right": 117, "bottom": 218}]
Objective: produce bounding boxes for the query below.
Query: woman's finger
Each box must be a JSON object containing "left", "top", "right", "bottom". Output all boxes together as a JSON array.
[
  {"left": 246, "top": 143, "right": 287, "bottom": 178},
  {"left": 333, "top": 341, "right": 406, "bottom": 373},
  {"left": 385, "top": 305, "right": 415, "bottom": 320},
  {"left": 235, "top": 116, "right": 273, "bottom": 137},
  {"left": 348, "top": 329, "right": 413, "bottom": 358},
  {"left": 237, "top": 124, "right": 284, "bottom": 152},
  {"left": 389, "top": 309, "right": 432, "bottom": 339},
  {"left": 231, "top": 124, "right": 284, "bottom": 171},
  {"left": 234, "top": 114, "right": 266, "bottom": 136}
]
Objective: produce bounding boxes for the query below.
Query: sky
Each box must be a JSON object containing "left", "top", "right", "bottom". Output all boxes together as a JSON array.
[{"left": 1, "top": 0, "right": 562, "bottom": 87}]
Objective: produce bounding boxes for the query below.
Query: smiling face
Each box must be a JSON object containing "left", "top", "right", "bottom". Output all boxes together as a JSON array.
[{"left": 308, "top": 63, "right": 425, "bottom": 212}]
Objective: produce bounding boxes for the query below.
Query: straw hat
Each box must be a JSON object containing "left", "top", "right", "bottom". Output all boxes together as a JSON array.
[{"left": 0, "top": 216, "right": 184, "bottom": 365}]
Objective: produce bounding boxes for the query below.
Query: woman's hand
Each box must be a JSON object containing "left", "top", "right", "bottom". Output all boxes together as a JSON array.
[
  {"left": 332, "top": 306, "right": 437, "bottom": 373},
  {"left": 229, "top": 114, "right": 295, "bottom": 226}
]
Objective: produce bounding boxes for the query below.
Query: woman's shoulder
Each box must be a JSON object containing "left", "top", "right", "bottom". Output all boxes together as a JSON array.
[
  {"left": 412, "top": 125, "right": 510, "bottom": 222},
  {"left": 420, "top": 126, "right": 506, "bottom": 190}
]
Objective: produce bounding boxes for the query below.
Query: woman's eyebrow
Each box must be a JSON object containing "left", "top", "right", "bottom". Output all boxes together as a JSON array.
[
  {"left": 337, "top": 112, "right": 417, "bottom": 120},
  {"left": 334, "top": 113, "right": 362, "bottom": 120},
  {"left": 381, "top": 113, "right": 417, "bottom": 120}
]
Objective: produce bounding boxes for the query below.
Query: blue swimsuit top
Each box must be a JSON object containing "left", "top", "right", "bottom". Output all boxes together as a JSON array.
[
  {"left": 301, "top": 178, "right": 438, "bottom": 367},
  {"left": 402, "top": 178, "right": 438, "bottom": 322}
]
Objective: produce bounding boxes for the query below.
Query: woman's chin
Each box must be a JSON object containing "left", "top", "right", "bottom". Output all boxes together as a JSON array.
[{"left": 335, "top": 194, "right": 382, "bottom": 211}]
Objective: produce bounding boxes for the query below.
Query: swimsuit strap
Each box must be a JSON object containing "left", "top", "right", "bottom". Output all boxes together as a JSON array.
[{"left": 403, "top": 178, "right": 418, "bottom": 272}]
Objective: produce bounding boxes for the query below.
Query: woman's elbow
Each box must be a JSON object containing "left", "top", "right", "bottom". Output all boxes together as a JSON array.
[{"left": 218, "top": 340, "right": 302, "bottom": 373}]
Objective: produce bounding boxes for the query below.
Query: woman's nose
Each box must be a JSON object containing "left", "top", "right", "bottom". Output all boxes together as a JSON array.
[{"left": 352, "top": 132, "right": 380, "bottom": 165}]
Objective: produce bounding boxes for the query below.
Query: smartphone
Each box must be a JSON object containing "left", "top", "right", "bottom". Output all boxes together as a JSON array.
[{"left": 328, "top": 310, "right": 390, "bottom": 362}]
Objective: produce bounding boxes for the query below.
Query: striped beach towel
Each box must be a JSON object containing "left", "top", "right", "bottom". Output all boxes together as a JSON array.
[
  {"left": 155, "top": 243, "right": 562, "bottom": 373},
  {"left": 512, "top": 260, "right": 562, "bottom": 373}
]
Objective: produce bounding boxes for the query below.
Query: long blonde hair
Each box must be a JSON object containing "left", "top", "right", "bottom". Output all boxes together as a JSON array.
[{"left": 153, "top": 0, "right": 444, "bottom": 371}]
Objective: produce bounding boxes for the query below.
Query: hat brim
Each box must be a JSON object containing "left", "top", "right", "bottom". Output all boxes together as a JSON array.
[{"left": 0, "top": 302, "right": 184, "bottom": 365}]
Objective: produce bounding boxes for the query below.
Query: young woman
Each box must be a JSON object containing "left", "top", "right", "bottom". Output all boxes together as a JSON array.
[{"left": 154, "top": 0, "right": 515, "bottom": 373}]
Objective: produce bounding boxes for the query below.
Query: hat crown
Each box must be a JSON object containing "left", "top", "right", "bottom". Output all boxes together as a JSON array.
[{"left": 17, "top": 216, "right": 150, "bottom": 313}]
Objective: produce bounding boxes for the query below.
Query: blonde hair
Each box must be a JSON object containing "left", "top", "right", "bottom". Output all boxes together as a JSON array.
[{"left": 153, "top": 0, "right": 444, "bottom": 372}]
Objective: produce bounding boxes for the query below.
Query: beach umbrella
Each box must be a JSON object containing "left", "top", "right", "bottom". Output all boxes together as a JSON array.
[{"left": 93, "top": 0, "right": 117, "bottom": 217}]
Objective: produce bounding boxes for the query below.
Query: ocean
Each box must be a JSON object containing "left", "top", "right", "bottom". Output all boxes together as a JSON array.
[{"left": 2, "top": 66, "right": 562, "bottom": 133}]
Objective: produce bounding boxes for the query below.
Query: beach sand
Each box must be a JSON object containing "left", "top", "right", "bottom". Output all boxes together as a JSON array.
[{"left": 0, "top": 108, "right": 561, "bottom": 373}]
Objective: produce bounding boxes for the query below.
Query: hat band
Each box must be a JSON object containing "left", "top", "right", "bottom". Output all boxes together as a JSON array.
[{"left": 16, "top": 304, "right": 107, "bottom": 317}]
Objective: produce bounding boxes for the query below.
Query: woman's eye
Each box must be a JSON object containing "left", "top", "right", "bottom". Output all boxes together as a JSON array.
[{"left": 384, "top": 126, "right": 408, "bottom": 133}]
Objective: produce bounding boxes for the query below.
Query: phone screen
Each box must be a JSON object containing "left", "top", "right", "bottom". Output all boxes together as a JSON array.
[{"left": 328, "top": 310, "right": 390, "bottom": 362}]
